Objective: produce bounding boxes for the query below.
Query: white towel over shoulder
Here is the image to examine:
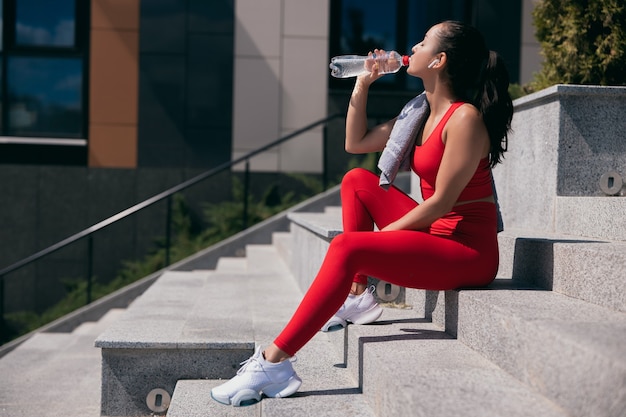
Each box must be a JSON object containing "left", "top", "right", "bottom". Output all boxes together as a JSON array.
[{"left": 377, "top": 92, "right": 429, "bottom": 189}]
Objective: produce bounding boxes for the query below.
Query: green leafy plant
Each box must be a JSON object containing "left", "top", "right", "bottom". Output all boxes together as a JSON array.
[{"left": 532, "top": 0, "right": 626, "bottom": 89}]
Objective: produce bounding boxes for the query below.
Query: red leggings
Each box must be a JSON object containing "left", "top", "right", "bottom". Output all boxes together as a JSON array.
[{"left": 274, "top": 168, "right": 498, "bottom": 355}]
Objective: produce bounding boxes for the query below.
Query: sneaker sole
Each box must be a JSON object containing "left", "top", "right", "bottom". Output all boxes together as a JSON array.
[
  {"left": 263, "top": 374, "right": 303, "bottom": 398},
  {"left": 321, "top": 317, "right": 347, "bottom": 332},
  {"left": 232, "top": 388, "right": 263, "bottom": 407},
  {"left": 211, "top": 375, "right": 302, "bottom": 407}
]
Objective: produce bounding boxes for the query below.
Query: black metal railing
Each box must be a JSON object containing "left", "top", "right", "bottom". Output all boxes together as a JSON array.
[{"left": 0, "top": 113, "right": 344, "bottom": 340}]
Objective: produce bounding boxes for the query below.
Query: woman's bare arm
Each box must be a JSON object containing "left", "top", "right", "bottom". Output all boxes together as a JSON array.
[{"left": 344, "top": 61, "right": 397, "bottom": 154}]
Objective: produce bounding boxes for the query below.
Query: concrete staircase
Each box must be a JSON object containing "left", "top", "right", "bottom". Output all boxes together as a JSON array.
[
  {"left": 0, "top": 308, "right": 126, "bottom": 417},
  {"left": 2, "top": 85, "right": 625, "bottom": 417},
  {"left": 89, "top": 202, "right": 624, "bottom": 417}
]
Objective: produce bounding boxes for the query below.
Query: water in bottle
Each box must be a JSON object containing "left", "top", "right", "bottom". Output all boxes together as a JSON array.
[{"left": 329, "top": 51, "right": 409, "bottom": 78}]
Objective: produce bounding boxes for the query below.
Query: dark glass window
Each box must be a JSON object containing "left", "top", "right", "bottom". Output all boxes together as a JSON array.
[
  {"left": 8, "top": 57, "right": 82, "bottom": 137},
  {"left": 0, "top": 0, "right": 4, "bottom": 50},
  {"left": 330, "top": 0, "right": 469, "bottom": 91},
  {"left": 330, "top": 0, "right": 521, "bottom": 90},
  {"left": 332, "top": 0, "right": 399, "bottom": 88},
  {"left": 15, "top": 0, "right": 76, "bottom": 47},
  {"left": 339, "top": 0, "right": 398, "bottom": 54},
  {"left": 0, "top": 0, "right": 88, "bottom": 164}
]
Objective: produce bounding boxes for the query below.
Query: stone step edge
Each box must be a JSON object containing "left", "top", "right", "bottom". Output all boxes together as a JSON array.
[
  {"left": 324, "top": 308, "right": 568, "bottom": 417},
  {"left": 95, "top": 244, "right": 294, "bottom": 351},
  {"left": 166, "top": 330, "right": 377, "bottom": 417},
  {"left": 457, "top": 288, "right": 626, "bottom": 417}
]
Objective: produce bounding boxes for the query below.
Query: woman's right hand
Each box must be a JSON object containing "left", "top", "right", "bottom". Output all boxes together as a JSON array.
[
  {"left": 345, "top": 49, "right": 396, "bottom": 154},
  {"left": 357, "top": 49, "right": 387, "bottom": 86}
]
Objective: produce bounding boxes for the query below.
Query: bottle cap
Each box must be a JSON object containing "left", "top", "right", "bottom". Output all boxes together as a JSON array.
[{"left": 402, "top": 55, "right": 410, "bottom": 66}]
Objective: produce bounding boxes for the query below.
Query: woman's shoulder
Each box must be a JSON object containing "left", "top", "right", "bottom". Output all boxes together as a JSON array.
[
  {"left": 443, "top": 102, "right": 489, "bottom": 147},
  {"left": 453, "top": 102, "right": 481, "bottom": 117},
  {"left": 448, "top": 102, "right": 483, "bottom": 129}
]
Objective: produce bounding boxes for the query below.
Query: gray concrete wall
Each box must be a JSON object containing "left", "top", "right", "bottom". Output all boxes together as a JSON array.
[{"left": 493, "top": 85, "right": 626, "bottom": 240}]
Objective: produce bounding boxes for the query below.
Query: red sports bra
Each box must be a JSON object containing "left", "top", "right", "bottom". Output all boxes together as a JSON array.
[{"left": 411, "top": 102, "right": 493, "bottom": 202}]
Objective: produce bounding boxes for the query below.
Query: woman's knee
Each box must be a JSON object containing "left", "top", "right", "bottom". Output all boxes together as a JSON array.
[
  {"left": 328, "top": 233, "right": 364, "bottom": 263},
  {"left": 343, "top": 167, "right": 375, "bottom": 181},
  {"left": 341, "top": 168, "right": 377, "bottom": 191}
]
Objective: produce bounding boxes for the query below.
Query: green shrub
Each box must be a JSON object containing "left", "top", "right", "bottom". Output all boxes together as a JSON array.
[
  {"left": 508, "top": 83, "right": 531, "bottom": 100},
  {"left": 532, "top": 0, "right": 626, "bottom": 89}
]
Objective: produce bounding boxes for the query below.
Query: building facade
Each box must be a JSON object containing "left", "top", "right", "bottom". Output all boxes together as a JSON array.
[{"left": 1, "top": 0, "right": 539, "bottom": 171}]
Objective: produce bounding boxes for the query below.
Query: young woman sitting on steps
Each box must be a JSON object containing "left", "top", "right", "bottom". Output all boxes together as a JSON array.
[{"left": 211, "top": 19, "right": 514, "bottom": 407}]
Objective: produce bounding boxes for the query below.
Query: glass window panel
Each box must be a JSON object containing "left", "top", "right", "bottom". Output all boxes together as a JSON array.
[
  {"left": 7, "top": 57, "right": 83, "bottom": 137},
  {"left": 340, "top": 0, "right": 397, "bottom": 55},
  {"left": 405, "top": 0, "right": 431, "bottom": 92},
  {"left": 0, "top": 0, "right": 4, "bottom": 50},
  {"left": 337, "top": 0, "right": 398, "bottom": 87},
  {"left": 16, "top": 0, "right": 76, "bottom": 47}
]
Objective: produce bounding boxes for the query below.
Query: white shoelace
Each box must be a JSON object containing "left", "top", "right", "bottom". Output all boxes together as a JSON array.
[{"left": 237, "top": 351, "right": 297, "bottom": 375}]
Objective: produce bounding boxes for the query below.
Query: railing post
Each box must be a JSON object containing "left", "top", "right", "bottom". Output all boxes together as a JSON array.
[
  {"left": 243, "top": 160, "right": 250, "bottom": 229},
  {"left": 165, "top": 195, "right": 172, "bottom": 266},
  {"left": 86, "top": 235, "right": 93, "bottom": 305}
]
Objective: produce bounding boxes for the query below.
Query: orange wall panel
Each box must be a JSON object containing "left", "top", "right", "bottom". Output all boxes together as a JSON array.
[
  {"left": 90, "top": 30, "right": 139, "bottom": 125},
  {"left": 89, "top": 0, "right": 140, "bottom": 168},
  {"left": 92, "top": 0, "right": 140, "bottom": 30},
  {"left": 88, "top": 125, "right": 138, "bottom": 168}
]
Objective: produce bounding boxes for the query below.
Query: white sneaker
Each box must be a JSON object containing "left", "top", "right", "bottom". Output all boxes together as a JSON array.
[
  {"left": 211, "top": 346, "right": 302, "bottom": 406},
  {"left": 321, "top": 285, "right": 383, "bottom": 332}
]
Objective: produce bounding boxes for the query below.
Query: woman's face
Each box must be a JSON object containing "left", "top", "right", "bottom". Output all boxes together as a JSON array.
[{"left": 406, "top": 24, "right": 443, "bottom": 78}]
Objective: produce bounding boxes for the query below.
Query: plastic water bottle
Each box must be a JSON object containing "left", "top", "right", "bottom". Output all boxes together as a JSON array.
[{"left": 329, "top": 51, "right": 409, "bottom": 78}]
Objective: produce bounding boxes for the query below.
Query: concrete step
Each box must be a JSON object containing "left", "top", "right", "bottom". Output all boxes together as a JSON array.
[
  {"left": 324, "top": 308, "right": 568, "bottom": 417},
  {"left": 387, "top": 227, "right": 626, "bottom": 325},
  {"left": 245, "top": 243, "right": 292, "bottom": 276},
  {"left": 72, "top": 308, "right": 126, "bottom": 336},
  {"left": 215, "top": 256, "right": 247, "bottom": 272},
  {"left": 497, "top": 229, "right": 626, "bottom": 312},
  {"left": 166, "top": 332, "right": 376, "bottom": 417},
  {"left": 272, "top": 231, "right": 293, "bottom": 267},
  {"left": 94, "top": 245, "right": 304, "bottom": 416},
  {"left": 458, "top": 288, "right": 626, "bottom": 417},
  {"left": 289, "top": 209, "right": 626, "bottom": 314},
  {"left": 0, "top": 308, "right": 126, "bottom": 417},
  {"left": 286, "top": 208, "right": 626, "bottom": 416},
  {"left": 286, "top": 209, "right": 341, "bottom": 295}
]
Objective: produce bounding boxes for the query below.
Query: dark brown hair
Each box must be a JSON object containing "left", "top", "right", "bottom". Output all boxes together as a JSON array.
[{"left": 435, "top": 20, "right": 513, "bottom": 167}]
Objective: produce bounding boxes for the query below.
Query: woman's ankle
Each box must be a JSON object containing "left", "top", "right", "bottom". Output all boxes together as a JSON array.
[
  {"left": 350, "top": 282, "right": 367, "bottom": 296},
  {"left": 263, "top": 344, "right": 291, "bottom": 363}
]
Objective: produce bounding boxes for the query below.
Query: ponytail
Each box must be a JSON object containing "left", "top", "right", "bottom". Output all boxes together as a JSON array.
[
  {"left": 478, "top": 50, "right": 513, "bottom": 167},
  {"left": 435, "top": 21, "right": 513, "bottom": 167}
]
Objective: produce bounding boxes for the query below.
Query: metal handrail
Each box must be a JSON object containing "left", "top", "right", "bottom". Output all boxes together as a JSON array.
[{"left": 0, "top": 113, "right": 344, "bottom": 333}]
